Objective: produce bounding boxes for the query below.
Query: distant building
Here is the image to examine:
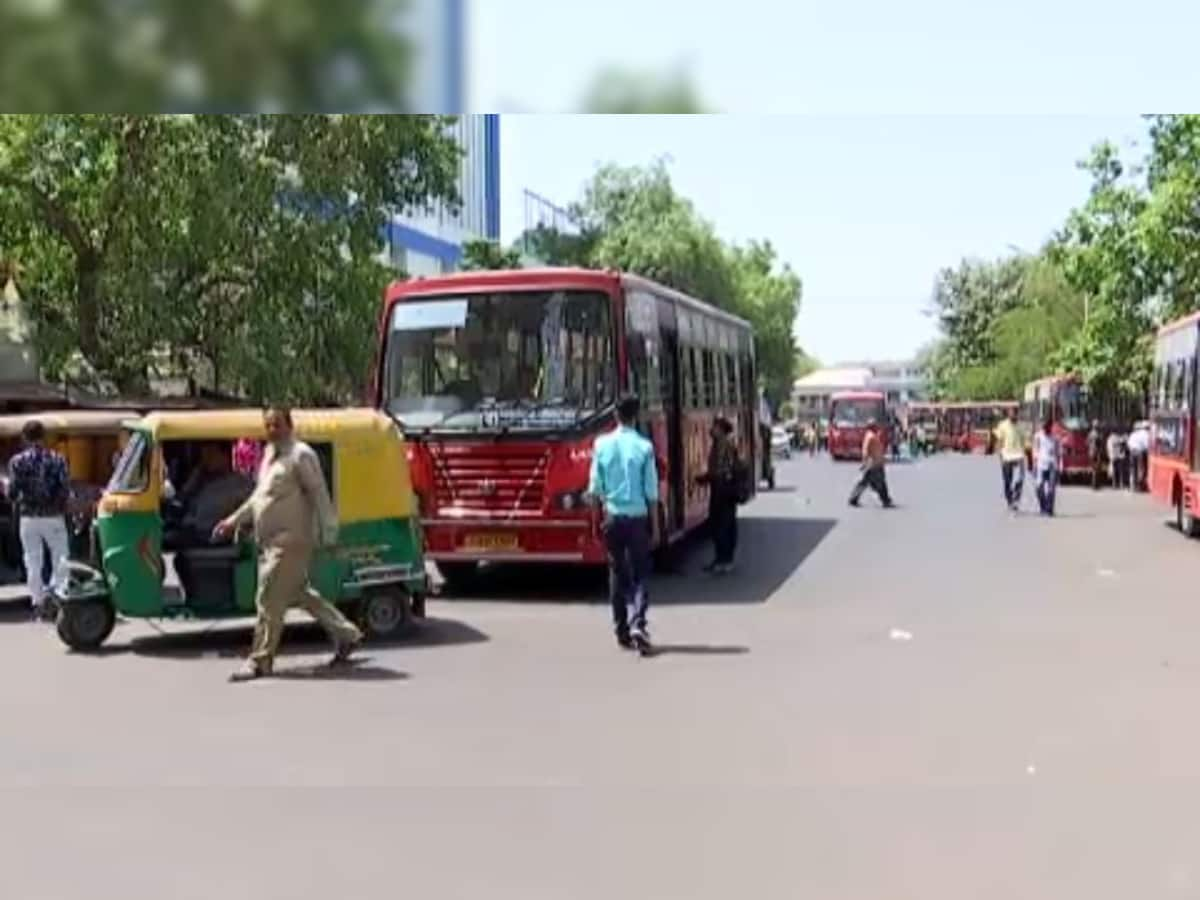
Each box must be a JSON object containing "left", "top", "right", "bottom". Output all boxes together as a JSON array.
[
  {"left": 402, "top": 0, "right": 465, "bottom": 112},
  {"left": 792, "top": 360, "right": 927, "bottom": 419},
  {"left": 385, "top": 114, "right": 501, "bottom": 276}
]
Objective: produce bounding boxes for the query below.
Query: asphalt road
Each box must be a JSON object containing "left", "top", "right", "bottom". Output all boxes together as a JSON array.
[{"left": 4, "top": 452, "right": 1200, "bottom": 898}]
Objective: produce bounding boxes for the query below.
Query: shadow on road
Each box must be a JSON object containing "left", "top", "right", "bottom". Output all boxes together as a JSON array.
[
  {"left": 270, "top": 657, "right": 410, "bottom": 682},
  {"left": 0, "top": 598, "right": 33, "bottom": 623},
  {"left": 438, "top": 516, "right": 837, "bottom": 608},
  {"left": 647, "top": 643, "right": 749, "bottom": 657},
  {"left": 72, "top": 615, "right": 487, "bottom": 661}
]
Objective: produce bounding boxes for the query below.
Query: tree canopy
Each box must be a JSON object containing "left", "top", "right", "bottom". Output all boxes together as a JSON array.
[
  {"left": 927, "top": 115, "right": 1200, "bottom": 404},
  {"left": 0, "top": 113, "right": 461, "bottom": 403}
]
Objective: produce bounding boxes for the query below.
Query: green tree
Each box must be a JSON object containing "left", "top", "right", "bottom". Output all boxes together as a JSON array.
[
  {"left": 579, "top": 66, "right": 711, "bottom": 114},
  {"left": 725, "top": 241, "right": 802, "bottom": 404},
  {"left": 0, "top": 0, "right": 415, "bottom": 111},
  {"left": 461, "top": 239, "right": 523, "bottom": 271},
  {"left": 0, "top": 114, "right": 461, "bottom": 401},
  {"left": 514, "top": 223, "right": 597, "bottom": 266}
]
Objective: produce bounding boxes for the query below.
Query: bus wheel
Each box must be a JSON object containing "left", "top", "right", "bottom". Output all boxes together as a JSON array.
[
  {"left": 437, "top": 562, "right": 478, "bottom": 594},
  {"left": 1179, "top": 497, "right": 1200, "bottom": 538},
  {"left": 56, "top": 599, "right": 115, "bottom": 651}
]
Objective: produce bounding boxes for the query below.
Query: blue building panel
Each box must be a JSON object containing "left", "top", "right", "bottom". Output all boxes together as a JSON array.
[
  {"left": 387, "top": 221, "right": 464, "bottom": 266},
  {"left": 484, "top": 114, "right": 501, "bottom": 240}
]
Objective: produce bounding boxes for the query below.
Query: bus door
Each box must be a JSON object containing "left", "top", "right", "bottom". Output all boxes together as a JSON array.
[{"left": 657, "top": 296, "right": 686, "bottom": 533}]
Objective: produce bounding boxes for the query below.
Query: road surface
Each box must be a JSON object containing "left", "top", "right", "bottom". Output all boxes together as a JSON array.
[{"left": 3, "top": 452, "right": 1200, "bottom": 898}]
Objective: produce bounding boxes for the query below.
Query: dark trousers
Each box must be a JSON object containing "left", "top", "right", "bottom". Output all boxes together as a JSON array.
[
  {"left": 1113, "top": 457, "right": 1130, "bottom": 489},
  {"left": 708, "top": 495, "right": 739, "bottom": 565},
  {"left": 603, "top": 515, "right": 651, "bottom": 639},
  {"left": 1091, "top": 458, "right": 1104, "bottom": 490},
  {"left": 1036, "top": 466, "right": 1058, "bottom": 515},
  {"left": 849, "top": 466, "right": 892, "bottom": 506},
  {"left": 1131, "top": 451, "right": 1147, "bottom": 491},
  {"left": 1001, "top": 460, "right": 1023, "bottom": 508}
]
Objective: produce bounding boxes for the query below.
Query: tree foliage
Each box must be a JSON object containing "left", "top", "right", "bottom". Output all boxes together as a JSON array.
[
  {"left": 930, "top": 115, "right": 1200, "bottom": 403},
  {"left": 579, "top": 67, "right": 710, "bottom": 114},
  {"left": 0, "top": 114, "right": 461, "bottom": 402},
  {"left": 462, "top": 239, "right": 522, "bottom": 271},
  {"left": 0, "top": 0, "right": 414, "bottom": 111}
]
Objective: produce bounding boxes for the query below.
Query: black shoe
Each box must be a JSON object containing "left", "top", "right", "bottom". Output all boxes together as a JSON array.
[
  {"left": 616, "top": 632, "right": 634, "bottom": 650},
  {"left": 632, "top": 633, "right": 654, "bottom": 657},
  {"left": 848, "top": 499, "right": 860, "bottom": 508}
]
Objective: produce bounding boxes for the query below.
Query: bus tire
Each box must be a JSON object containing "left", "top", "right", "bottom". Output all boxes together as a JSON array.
[
  {"left": 56, "top": 599, "right": 115, "bottom": 651},
  {"left": 1179, "top": 496, "right": 1200, "bottom": 538}
]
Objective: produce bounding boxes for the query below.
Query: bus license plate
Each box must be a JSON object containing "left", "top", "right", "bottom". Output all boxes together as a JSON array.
[{"left": 462, "top": 533, "right": 519, "bottom": 552}]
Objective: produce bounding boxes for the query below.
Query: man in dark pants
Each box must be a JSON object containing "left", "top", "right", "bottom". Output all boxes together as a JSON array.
[
  {"left": 849, "top": 420, "right": 894, "bottom": 508},
  {"left": 698, "top": 417, "right": 739, "bottom": 574},
  {"left": 588, "top": 394, "right": 659, "bottom": 656},
  {"left": 1087, "top": 420, "right": 1105, "bottom": 490}
]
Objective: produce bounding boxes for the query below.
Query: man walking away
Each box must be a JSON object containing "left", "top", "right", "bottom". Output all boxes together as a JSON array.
[
  {"left": 1088, "top": 421, "right": 1105, "bottom": 490},
  {"left": 7, "top": 420, "right": 70, "bottom": 620},
  {"left": 698, "top": 417, "right": 740, "bottom": 574},
  {"left": 848, "top": 420, "right": 894, "bottom": 508},
  {"left": 588, "top": 394, "right": 659, "bottom": 656},
  {"left": 1033, "top": 418, "right": 1061, "bottom": 516},
  {"left": 1112, "top": 427, "right": 1130, "bottom": 489},
  {"left": 1128, "top": 420, "right": 1150, "bottom": 491},
  {"left": 214, "top": 407, "right": 363, "bottom": 682},
  {"left": 993, "top": 408, "right": 1025, "bottom": 512}
]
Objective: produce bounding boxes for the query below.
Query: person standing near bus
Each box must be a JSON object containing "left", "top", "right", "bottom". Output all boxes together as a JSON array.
[
  {"left": 1033, "top": 418, "right": 1061, "bottom": 516},
  {"left": 1128, "top": 420, "right": 1150, "bottom": 491},
  {"left": 993, "top": 408, "right": 1025, "bottom": 512},
  {"left": 1088, "top": 420, "right": 1105, "bottom": 490},
  {"left": 698, "top": 417, "right": 740, "bottom": 574},
  {"left": 848, "top": 420, "right": 893, "bottom": 508},
  {"left": 588, "top": 393, "right": 659, "bottom": 655}
]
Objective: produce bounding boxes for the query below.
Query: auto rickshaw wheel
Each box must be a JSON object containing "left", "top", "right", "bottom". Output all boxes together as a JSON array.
[
  {"left": 359, "top": 588, "right": 410, "bottom": 639},
  {"left": 56, "top": 599, "right": 115, "bottom": 651}
]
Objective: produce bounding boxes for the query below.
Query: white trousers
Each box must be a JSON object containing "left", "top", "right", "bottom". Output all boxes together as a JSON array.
[{"left": 19, "top": 516, "right": 69, "bottom": 607}]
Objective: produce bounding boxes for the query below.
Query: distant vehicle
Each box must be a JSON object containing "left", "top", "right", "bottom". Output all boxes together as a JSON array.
[
  {"left": 827, "top": 391, "right": 888, "bottom": 461},
  {"left": 1021, "top": 374, "right": 1141, "bottom": 481},
  {"left": 1149, "top": 313, "right": 1200, "bottom": 534},
  {"left": 771, "top": 425, "right": 791, "bottom": 459}
]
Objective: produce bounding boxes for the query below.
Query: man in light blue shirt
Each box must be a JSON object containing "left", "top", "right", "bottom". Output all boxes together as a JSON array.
[{"left": 589, "top": 393, "right": 659, "bottom": 655}]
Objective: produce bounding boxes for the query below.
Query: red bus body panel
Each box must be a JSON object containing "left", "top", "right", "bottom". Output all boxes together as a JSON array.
[{"left": 827, "top": 391, "right": 888, "bottom": 460}]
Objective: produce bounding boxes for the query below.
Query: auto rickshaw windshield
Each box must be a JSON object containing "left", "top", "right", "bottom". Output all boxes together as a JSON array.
[{"left": 109, "top": 431, "right": 150, "bottom": 493}]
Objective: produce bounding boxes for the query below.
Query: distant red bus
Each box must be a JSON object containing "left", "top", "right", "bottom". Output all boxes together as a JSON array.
[
  {"left": 1149, "top": 312, "right": 1200, "bottom": 534},
  {"left": 374, "top": 268, "right": 759, "bottom": 579},
  {"left": 827, "top": 391, "right": 888, "bottom": 461},
  {"left": 936, "top": 401, "right": 1017, "bottom": 454}
]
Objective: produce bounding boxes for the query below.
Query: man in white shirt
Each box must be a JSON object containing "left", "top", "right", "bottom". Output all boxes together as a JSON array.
[{"left": 1128, "top": 421, "right": 1151, "bottom": 492}]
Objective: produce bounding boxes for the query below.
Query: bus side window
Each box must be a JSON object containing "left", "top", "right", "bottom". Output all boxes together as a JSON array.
[{"left": 701, "top": 348, "right": 715, "bottom": 409}]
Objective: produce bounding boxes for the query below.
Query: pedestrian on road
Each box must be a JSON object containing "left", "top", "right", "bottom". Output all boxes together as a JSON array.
[
  {"left": 214, "top": 407, "right": 363, "bottom": 682},
  {"left": 1088, "top": 420, "right": 1105, "bottom": 490},
  {"left": 848, "top": 419, "right": 894, "bottom": 508},
  {"left": 6, "top": 420, "right": 70, "bottom": 620},
  {"left": 1110, "top": 427, "right": 1130, "bottom": 489},
  {"left": 993, "top": 408, "right": 1025, "bottom": 512},
  {"left": 698, "top": 416, "right": 740, "bottom": 574},
  {"left": 1033, "top": 418, "right": 1061, "bottom": 516},
  {"left": 1128, "top": 420, "right": 1150, "bottom": 491},
  {"left": 588, "top": 394, "right": 659, "bottom": 655}
]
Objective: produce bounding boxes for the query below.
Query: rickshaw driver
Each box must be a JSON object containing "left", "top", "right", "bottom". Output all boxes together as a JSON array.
[
  {"left": 170, "top": 442, "right": 253, "bottom": 545},
  {"left": 213, "top": 407, "right": 363, "bottom": 682}
]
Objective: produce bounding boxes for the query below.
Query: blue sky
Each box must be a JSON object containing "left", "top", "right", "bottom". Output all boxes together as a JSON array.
[
  {"left": 498, "top": 115, "right": 1144, "bottom": 363},
  {"left": 474, "top": 0, "right": 1192, "bottom": 364}
]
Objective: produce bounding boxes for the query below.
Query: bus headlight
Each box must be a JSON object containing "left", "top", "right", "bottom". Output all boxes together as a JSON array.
[{"left": 554, "top": 490, "right": 587, "bottom": 511}]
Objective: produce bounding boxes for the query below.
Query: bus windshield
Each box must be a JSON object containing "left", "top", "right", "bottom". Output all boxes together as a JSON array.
[
  {"left": 383, "top": 290, "right": 616, "bottom": 431},
  {"left": 1056, "top": 382, "right": 1087, "bottom": 431},
  {"left": 831, "top": 398, "right": 884, "bottom": 427}
]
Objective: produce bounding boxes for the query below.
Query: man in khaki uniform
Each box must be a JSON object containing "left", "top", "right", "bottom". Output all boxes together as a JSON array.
[{"left": 214, "top": 407, "right": 362, "bottom": 682}]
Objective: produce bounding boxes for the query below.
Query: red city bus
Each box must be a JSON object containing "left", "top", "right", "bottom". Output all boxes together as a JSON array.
[
  {"left": 827, "top": 391, "right": 888, "bottom": 461},
  {"left": 1149, "top": 312, "right": 1200, "bottom": 535},
  {"left": 1021, "top": 374, "right": 1092, "bottom": 477},
  {"left": 959, "top": 401, "right": 1016, "bottom": 454},
  {"left": 374, "top": 268, "right": 759, "bottom": 579}
]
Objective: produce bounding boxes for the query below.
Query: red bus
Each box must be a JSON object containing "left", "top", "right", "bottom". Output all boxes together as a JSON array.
[
  {"left": 827, "top": 391, "right": 888, "bottom": 461},
  {"left": 1021, "top": 374, "right": 1092, "bottom": 477},
  {"left": 1149, "top": 312, "right": 1199, "bottom": 535},
  {"left": 937, "top": 401, "right": 1016, "bottom": 453},
  {"left": 374, "top": 268, "right": 759, "bottom": 579}
]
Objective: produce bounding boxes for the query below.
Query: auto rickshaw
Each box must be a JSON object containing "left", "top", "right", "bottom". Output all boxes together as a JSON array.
[
  {"left": 0, "top": 409, "right": 135, "bottom": 576},
  {"left": 54, "top": 408, "right": 428, "bottom": 651}
]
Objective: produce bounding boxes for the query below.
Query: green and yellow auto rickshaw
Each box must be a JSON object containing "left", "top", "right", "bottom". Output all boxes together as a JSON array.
[{"left": 55, "top": 408, "right": 428, "bottom": 651}]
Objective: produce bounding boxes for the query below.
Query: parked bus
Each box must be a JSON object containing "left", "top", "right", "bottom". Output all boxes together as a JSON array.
[
  {"left": 939, "top": 401, "right": 1017, "bottom": 454},
  {"left": 1022, "top": 374, "right": 1143, "bottom": 480},
  {"left": 827, "top": 390, "right": 888, "bottom": 461},
  {"left": 1149, "top": 312, "right": 1200, "bottom": 535},
  {"left": 906, "top": 401, "right": 940, "bottom": 453},
  {"left": 374, "top": 268, "right": 759, "bottom": 580}
]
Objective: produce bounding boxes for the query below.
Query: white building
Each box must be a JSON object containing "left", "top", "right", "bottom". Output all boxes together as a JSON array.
[{"left": 792, "top": 360, "right": 927, "bottom": 419}]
